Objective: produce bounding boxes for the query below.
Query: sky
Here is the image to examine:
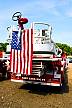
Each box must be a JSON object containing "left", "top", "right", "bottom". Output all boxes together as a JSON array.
[{"left": 0, "top": 0, "right": 72, "bottom": 47}]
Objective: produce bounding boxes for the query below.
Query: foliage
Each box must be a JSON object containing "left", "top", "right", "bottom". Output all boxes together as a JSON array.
[
  {"left": 56, "top": 43, "right": 72, "bottom": 55},
  {"left": 0, "top": 42, "right": 72, "bottom": 55},
  {"left": 0, "top": 43, "right": 8, "bottom": 52}
]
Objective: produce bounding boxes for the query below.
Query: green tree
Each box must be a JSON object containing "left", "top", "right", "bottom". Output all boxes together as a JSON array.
[
  {"left": 0, "top": 43, "right": 8, "bottom": 52},
  {"left": 56, "top": 43, "right": 72, "bottom": 55}
]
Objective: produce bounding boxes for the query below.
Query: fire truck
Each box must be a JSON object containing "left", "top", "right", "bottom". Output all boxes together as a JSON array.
[
  {"left": 0, "top": 27, "right": 11, "bottom": 79},
  {"left": 8, "top": 12, "right": 67, "bottom": 87}
]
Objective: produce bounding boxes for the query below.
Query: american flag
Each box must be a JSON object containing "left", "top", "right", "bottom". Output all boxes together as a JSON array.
[{"left": 10, "top": 29, "right": 33, "bottom": 75}]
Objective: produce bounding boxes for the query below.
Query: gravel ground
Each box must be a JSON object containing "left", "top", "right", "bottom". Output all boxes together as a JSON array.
[{"left": 0, "top": 63, "right": 72, "bottom": 108}]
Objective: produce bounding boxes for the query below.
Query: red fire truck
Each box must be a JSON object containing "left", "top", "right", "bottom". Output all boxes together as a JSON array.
[{"left": 9, "top": 12, "right": 67, "bottom": 87}]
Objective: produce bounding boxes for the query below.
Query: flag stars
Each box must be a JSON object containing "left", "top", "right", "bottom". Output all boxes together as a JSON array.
[{"left": 11, "top": 31, "right": 21, "bottom": 50}]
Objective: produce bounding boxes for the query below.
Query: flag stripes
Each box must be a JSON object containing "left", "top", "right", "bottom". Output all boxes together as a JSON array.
[{"left": 10, "top": 29, "right": 33, "bottom": 75}]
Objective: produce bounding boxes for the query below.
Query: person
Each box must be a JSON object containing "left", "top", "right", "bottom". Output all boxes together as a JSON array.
[{"left": 61, "top": 51, "right": 67, "bottom": 60}]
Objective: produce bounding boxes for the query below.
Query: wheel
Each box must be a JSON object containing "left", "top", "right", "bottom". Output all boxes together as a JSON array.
[{"left": 12, "top": 12, "right": 22, "bottom": 21}]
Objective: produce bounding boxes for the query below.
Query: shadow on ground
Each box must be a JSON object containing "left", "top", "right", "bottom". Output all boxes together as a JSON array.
[
  {"left": 0, "top": 77, "right": 8, "bottom": 82},
  {"left": 19, "top": 69, "right": 69, "bottom": 95}
]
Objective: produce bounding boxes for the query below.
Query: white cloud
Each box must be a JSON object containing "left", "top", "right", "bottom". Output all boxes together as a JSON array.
[
  {"left": 66, "top": 9, "right": 72, "bottom": 17},
  {"left": 21, "top": 0, "right": 61, "bottom": 17},
  {"left": 0, "top": 0, "right": 63, "bottom": 22},
  {"left": 58, "top": 0, "right": 72, "bottom": 17},
  {"left": 54, "top": 31, "right": 72, "bottom": 46}
]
